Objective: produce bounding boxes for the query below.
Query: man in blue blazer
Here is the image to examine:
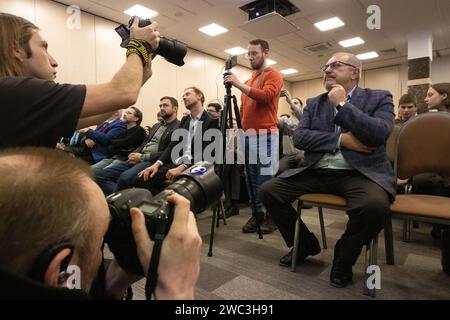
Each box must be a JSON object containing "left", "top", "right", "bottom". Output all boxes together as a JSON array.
[
  {"left": 83, "top": 111, "right": 127, "bottom": 164},
  {"left": 260, "top": 52, "right": 395, "bottom": 288}
]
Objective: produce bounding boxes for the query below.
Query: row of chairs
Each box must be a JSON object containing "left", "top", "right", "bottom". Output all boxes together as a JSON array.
[{"left": 292, "top": 112, "right": 450, "bottom": 297}]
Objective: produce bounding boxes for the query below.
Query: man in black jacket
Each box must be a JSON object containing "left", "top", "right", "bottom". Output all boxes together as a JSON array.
[
  {"left": 94, "top": 97, "right": 179, "bottom": 195},
  {"left": 136, "top": 87, "right": 219, "bottom": 195},
  {"left": 105, "top": 106, "right": 147, "bottom": 159}
]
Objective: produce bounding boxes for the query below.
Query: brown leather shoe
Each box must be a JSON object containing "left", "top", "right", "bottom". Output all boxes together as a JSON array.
[
  {"left": 260, "top": 216, "right": 277, "bottom": 234},
  {"left": 279, "top": 233, "right": 321, "bottom": 266},
  {"left": 242, "top": 216, "right": 257, "bottom": 233}
]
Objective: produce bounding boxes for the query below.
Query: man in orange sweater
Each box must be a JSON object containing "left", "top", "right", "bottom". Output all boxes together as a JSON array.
[{"left": 224, "top": 39, "right": 283, "bottom": 234}]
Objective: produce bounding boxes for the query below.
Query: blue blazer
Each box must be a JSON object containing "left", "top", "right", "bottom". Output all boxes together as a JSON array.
[
  {"left": 85, "top": 118, "right": 127, "bottom": 163},
  {"left": 279, "top": 86, "right": 396, "bottom": 199}
]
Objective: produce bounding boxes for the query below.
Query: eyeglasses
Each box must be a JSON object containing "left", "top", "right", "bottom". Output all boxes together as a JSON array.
[
  {"left": 246, "top": 51, "right": 261, "bottom": 58},
  {"left": 321, "top": 61, "right": 357, "bottom": 72}
]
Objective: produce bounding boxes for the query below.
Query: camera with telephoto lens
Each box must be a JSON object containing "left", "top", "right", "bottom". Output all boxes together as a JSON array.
[
  {"left": 105, "top": 162, "right": 222, "bottom": 276},
  {"left": 115, "top": 15, "right": 187, "bottom": 66}
]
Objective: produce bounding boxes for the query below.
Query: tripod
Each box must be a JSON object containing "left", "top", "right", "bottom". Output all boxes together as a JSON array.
[{"left": 208, "top": 72, "right": 264, "bottom": 257}]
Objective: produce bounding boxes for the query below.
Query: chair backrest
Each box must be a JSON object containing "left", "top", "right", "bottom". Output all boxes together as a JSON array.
[
  {"left": 386, "top": 124, "right": 401, "bottom": 162},
  {"left": 394, "top": 112, "right": 450, "bottom": 179}
]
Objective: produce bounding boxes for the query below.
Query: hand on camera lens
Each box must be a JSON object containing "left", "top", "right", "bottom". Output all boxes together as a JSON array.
[{"left": 129, "top": 17, "right": 160, "bottom": 52}]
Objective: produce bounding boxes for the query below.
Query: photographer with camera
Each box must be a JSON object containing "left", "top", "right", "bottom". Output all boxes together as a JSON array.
[
  {"left": 0, "top": 147, "right": 201, "bottom": 300},
  {"left": 0, "top": 13, "right": 159, "bottom": 149},
  {"left": 223, "top": 39, "right": 283, "bottom": 234}
]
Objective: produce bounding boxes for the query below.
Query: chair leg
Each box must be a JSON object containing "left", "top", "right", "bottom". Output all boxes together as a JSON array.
[
  {"left": 291, "top": 212, "right": 300, "bottom": 272},
  {"left": 384, "top": 215, "right": 395, "bottom": 265},
  {"left": 318, "top": 207, "right": 327, "bottom": 249},
  {"left": 402, "top": 219, "right": 411, "bottom": 242},
  {"left": 292, "top": 202, "right": 302, "bottom": 272}
]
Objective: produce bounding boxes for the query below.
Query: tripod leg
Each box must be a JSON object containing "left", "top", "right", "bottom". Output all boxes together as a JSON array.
[
  {"left": 208, "top": 202, "right": 219, "bottom": 257},
  {"left": 216, "top": 200, "right": 227, "bottom": 227}
]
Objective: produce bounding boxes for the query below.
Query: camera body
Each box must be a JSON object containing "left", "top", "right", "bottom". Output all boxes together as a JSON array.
[
  {"left": 225, "top": 55, "right": 237, "bottom": 71},
  {"left": 115, "top": 16, "right": 187, "bottom": 67},
  {"left": 105, "top": 162, "right": 223, "bottom": 275}
]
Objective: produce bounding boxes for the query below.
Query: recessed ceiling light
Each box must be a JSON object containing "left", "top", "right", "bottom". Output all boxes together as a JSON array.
[
  {"left": 280, "top": 68, "right": 298, "bottom": 75},
  {"left": 314, "top": 17, "right": 344, "bottom": 31},
  {"left": 339, "top": 37, "right": 365, "bottom": 48},
  {"left": 199, "top": 23, "right": 228, "bottom": 37},
  {"left": 357, "top": 51, "right": 379, "bottom": 60},
  {"left": 266, "top": 59, "right": 277, "bottom": 66},
  {"left": 224, "top": 47, "right": 247, "bottom": 55},
  {"left": 124, "top": 4, "right": 159, "bottom": 19}
]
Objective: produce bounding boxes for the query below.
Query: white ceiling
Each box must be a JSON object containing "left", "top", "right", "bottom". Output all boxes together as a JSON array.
[{"left": 55, "top": 0, "right": 450, "bottom": 82}]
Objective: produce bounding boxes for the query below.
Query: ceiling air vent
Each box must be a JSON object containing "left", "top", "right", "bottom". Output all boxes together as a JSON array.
[
  {"left": 304, "top": 42, "right": 334, "bottom": 53},
  {"left": 380, "top": 48, "right": 397, "bottom": 55}
]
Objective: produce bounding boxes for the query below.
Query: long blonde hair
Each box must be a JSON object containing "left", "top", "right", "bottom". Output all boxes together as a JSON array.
[{"left": 0, "top": 13, "right": 38, "bottom": 77}]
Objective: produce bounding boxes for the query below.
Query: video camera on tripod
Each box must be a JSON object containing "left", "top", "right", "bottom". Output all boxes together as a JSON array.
[{"left": 225, "top": 55, "right": 237, "bottom": 72}]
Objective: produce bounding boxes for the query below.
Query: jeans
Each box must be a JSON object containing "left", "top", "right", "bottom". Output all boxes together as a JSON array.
[
  {"left": 243, "top": 133, "right": 278, "bottom": 214},
  {"left": 95, "top": 159, "right": 153, "bottom": 195}
]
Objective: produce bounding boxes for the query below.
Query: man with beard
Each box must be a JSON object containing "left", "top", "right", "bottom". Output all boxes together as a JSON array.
[
  {"left": 136, "top": 87, "right": 218, "bottom": 195},
  {"left": 94, "top": 97, "right": 180, "bottom": 195},
  {"left": 224, "top": 39, "right": 283, "bottom": 234},
  {"left": 260, "top": 52, "right": 395, "bottom": 288}
]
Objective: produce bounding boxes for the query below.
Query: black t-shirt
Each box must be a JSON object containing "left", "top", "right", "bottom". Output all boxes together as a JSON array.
[{"left": 0, "top": 77, "right": 86, "bottom": 148}]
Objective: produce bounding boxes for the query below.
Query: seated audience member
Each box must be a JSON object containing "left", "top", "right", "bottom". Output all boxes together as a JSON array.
[
  {"left": 395, "top": 93, "right": 417, "bottom": 125},
  {"left": 94, "top": 97, "right": 180, "bottom": 195},
  {"left": 206, "top": 102, "right": 222, "bottom": 120},
  {"left": 412, "top": 83, "right": 450, "bottom": 244},
  {"left": 0, "top": 147, "right": 201, "bottom": 299},
  {"left": 278, "top": 90, "right": 304, "bottom": 174},
  {"left": 78, "top": 111, "right": 127, "bottom": 164},
  {"left": 91, "top": 106, "right": 146, "bottom": 170},
  {"left": 144, "top": 125, "right": 152, "bottom": 137},
  {"left": 393, "top": 94, "right": 418, "bottom": 189},
  {"left": 0, "top": 13, "right": 159, "bottom": 149},
  {"left": 260, "top": 52, "right": 395, "bottom": 288},
  {"left": 425, "top": 82, "right": 450, "bottom": 112},
  {"left": 156, "top": 111, "right": 164, "bottom": 123},
  {"left": 136, "top": 87, "right": 219, "bottom": 195}
]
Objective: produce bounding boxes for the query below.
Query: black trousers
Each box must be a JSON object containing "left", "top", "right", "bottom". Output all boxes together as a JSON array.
[{"left": 259, "top": 169, "right": 390, "bottom": 266}]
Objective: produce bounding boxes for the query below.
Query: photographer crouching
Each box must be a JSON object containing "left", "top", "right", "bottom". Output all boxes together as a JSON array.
[{"left": 0, "top": 147, "right": 202, "bottom": 299}]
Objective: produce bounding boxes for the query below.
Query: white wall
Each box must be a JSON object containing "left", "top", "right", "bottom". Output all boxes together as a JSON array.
[{"left": 431, "top": 55, "right": 450, "bottom": 84}]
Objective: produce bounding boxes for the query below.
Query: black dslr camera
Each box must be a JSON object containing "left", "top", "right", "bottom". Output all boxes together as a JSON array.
[
  {"left": 105, "top": 162, "right": 222, "bottom": 276},
  {"left": 115, "top": 16, "right": 187, "bottom": 67}
]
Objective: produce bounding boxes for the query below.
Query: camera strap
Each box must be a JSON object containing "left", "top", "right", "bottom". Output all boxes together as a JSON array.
[{"left": 144, "top": 218, "right": 167, "bottom": 300}]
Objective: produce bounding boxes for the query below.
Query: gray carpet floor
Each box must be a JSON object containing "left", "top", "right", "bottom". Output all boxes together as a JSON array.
[{"left": 127, "top": 204, "right": 450, "bottom": 300}]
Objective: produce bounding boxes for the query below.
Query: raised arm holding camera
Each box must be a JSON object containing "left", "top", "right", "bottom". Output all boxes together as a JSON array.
[{"left": 0, "top": 13, "right": 160, "bottom": 149}]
